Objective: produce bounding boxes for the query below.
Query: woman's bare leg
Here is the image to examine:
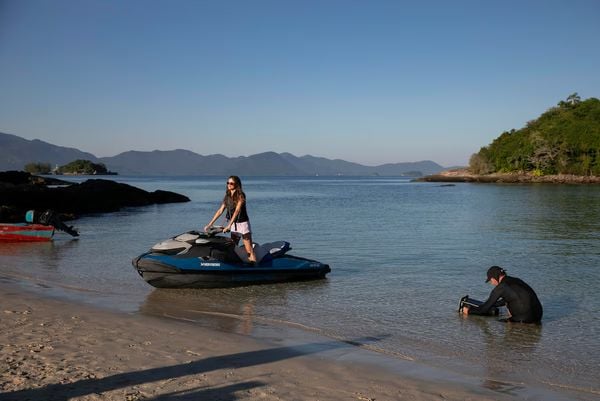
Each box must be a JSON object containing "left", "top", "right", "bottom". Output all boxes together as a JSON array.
[{"left": 242, "top": 233, "right": 257, "bottom": 263}]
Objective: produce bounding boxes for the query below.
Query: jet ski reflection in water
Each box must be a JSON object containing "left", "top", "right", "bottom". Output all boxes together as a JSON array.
[{"left": 132, "top": 227, "right": 331, "bottom": 289}]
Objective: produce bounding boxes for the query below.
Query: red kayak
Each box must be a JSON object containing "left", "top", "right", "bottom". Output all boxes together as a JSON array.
[{"left": 0, "top": 223, "right": 55, "bottom": 242}]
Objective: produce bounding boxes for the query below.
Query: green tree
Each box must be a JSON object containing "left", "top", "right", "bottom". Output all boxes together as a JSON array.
[
  {"left": 558, "top": 92, "right": 582, "bottom": 108},
  {"left": 469, "top": 152, "right": 492, "bottom": 174},
  {"left": 58, "top": 159, "right": 109, "bottom": 175},
  {"left": 567, "top": 92, "right": 581, "bottom": 106},
  {"left": 24, "top": 162, "right": 52, "bottom": 174},
  {"left": 473, "top": 96, "right": 600, "bottom": 176},
  {"left": 527, "top": 131, "right": 560, "bottom": 174}
]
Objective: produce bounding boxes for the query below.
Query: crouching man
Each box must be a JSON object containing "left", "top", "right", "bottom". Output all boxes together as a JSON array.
[{"left": 461, "top": 266, "right": 543, "bottom": 324}]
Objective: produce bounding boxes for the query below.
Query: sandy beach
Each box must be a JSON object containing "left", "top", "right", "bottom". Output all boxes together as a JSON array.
[{"left": 0, "top": 284, "right": 557, "bottom": 401}]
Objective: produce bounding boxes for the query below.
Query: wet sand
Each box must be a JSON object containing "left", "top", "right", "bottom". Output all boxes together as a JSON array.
[{"left": 0, "top": 285, "right": 575, "bottom": 401}]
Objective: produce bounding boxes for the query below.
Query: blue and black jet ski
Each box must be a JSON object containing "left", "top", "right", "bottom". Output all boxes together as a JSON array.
[{"left": 132, "top": 227, "right": 331, "bottom": 288}]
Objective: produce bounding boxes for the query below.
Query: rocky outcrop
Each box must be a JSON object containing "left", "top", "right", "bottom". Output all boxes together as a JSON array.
[
  {"left": 0, "top": 172, "right": 190, "bottom": 222},
  {"left": 0, "top": 171, "right": 71, "bottom": 186},
  {"left": 418, "top": 169, "right": 600, "bottom": 184}
]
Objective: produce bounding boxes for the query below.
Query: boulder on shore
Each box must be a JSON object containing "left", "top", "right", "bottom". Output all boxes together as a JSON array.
[{"left": 0, "top": 171, "right": 190, "bottom": 223}]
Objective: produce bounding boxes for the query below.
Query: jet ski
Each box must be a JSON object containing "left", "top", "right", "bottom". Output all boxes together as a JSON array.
[
  {"left": 458, "top": 295, "right": 499, "bottom": 316},
  {"left": 132, "top": 227, "right": 331, "bottom": 288}
]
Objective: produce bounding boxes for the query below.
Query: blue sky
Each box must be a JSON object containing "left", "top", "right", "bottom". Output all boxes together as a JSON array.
[{"left": 1, "top": 0, "right": 599, "bottom": 167}]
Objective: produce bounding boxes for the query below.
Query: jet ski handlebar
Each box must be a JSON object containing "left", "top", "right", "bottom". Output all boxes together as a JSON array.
[{"left": 204, "top": 226, "right": 225, "bottom": 236}]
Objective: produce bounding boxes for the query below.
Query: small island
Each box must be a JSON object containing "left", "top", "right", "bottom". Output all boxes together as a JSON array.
[
  {"left": 26, "top": 159, "right": 118, "bottom": 176},
  {"left": 422, "top": 94, "right": 600, "bottom": 184}
]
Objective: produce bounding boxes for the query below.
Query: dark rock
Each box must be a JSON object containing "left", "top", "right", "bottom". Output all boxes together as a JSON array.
[
  {"left": 150, "top": 189, "right": 191, "bottom": 204},
  {"left": 0, "top": 171, "right": 71, "bottom": 187},
  {"left": 0, "top": 171, "right": 32, "bottom": 185},
  {"left": 0, "top": 175, "right": 190, "bottom": 222}
]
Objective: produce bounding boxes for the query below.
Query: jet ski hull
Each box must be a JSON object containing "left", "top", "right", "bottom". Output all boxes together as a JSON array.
[{"left": 132, "top": 253, "right": 330, "bottom": 289}]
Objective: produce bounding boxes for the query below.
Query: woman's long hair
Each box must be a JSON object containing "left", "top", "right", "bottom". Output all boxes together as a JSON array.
[{"left": 224, "top": 175, "right": 245, "bottom": 204}]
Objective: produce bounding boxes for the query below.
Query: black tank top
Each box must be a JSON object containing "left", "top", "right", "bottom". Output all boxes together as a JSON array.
[{"left": 225, "top": 192, "right": 249, "bottom": 223}]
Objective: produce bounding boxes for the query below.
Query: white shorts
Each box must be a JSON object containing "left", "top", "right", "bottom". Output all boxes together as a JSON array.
[{"left": 230, "top": 221, "right": 251, "bottom": 235}]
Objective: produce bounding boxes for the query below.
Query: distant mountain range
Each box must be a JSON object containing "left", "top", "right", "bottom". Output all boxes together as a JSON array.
[{"left": 0, "top": 132, "right": 446, "bottom": 176}]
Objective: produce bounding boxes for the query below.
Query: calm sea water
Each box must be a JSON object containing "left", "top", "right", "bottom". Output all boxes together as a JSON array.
[{"left": 1, "top": 176, "right": 599, "bottom": 398}]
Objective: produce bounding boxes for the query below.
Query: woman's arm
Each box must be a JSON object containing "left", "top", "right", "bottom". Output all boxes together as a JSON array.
[{"left": 205, "top": 203, "right": 226, "bottom": 231}]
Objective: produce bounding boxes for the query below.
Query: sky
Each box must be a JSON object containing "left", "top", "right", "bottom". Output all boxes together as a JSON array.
[{"left": 1, "top": 0, "right": 599, "bottom": 167}]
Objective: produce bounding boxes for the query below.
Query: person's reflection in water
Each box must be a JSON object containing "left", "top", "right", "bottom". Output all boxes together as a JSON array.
[{"left": 463, "top": 316, "right": 542, "bottom": 393}]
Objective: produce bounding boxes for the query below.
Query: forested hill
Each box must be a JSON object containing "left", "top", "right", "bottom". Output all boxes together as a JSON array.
[{"left": 470, "top": 94, "right": 600, "bottom": 176}]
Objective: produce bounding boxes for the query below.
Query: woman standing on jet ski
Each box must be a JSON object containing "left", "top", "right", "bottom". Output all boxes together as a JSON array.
[{"left": 204, "top": 176, "right": 257, "bottom": 264}]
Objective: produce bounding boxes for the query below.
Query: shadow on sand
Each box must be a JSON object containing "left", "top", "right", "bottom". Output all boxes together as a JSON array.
[{"left": 2, "top": 336, "right": 383, "bottom": 401}]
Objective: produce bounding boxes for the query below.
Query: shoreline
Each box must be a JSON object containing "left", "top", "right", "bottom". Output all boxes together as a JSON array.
[
  {"left": 418, "top": 169, "right": 600, "bottom": 184},
  {"left": 1, "top": 283, "right": 585, "bottom": 401}
]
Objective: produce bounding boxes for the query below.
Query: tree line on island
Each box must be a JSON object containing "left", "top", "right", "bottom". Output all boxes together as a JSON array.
[
  {"left": 25, "top": 159, "right": 117, "bottom": 175},
  {"left": 469, "top": 93, "right": 600, "bottom": 176}
]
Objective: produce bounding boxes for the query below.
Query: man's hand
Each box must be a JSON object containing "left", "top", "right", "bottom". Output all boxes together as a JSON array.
[{"left": 460, "top": 306, "right": 470, "bottom": 315}]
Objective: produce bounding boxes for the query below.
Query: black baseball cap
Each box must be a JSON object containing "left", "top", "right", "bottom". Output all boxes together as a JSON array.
[{"left": 486, "top": 266, "right": 505, "bottom": 282}]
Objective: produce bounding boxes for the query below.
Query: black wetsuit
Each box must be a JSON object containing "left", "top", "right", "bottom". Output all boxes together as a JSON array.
[{"left": 470, "top": 276, "right": 543, "bottom": 323}]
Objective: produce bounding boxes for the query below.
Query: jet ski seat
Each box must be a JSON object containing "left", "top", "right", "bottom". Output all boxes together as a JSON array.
[{"left": 234, "top": 241, "right": 291, "bottom": 264}]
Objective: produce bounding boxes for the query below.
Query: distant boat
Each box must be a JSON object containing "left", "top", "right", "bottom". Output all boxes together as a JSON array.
[{"left": 0, "top": 223, "right": 55, "bottom": 242}]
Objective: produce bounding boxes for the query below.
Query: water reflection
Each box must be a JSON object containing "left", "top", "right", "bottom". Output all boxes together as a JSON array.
[
  {"left": 0, "top": 239, "right": 80, "bottom": 269},
  {"left": 518, "top": 186, "right": 600, "bottom": 240},
  {"left": 140, "top": 288, "right": 259, "bottom": 335},
  {"left": 140, "top": 281, "right": 330, "bottom": 336},
  {"left": 0, "top": 238, "right": 79, "bottom": 253},
  {"left": 462, "top": 316, "right": 542, "bottom": 392},
  {"left": 0, "top": 241, "right": 54, "bottom": 256}
]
